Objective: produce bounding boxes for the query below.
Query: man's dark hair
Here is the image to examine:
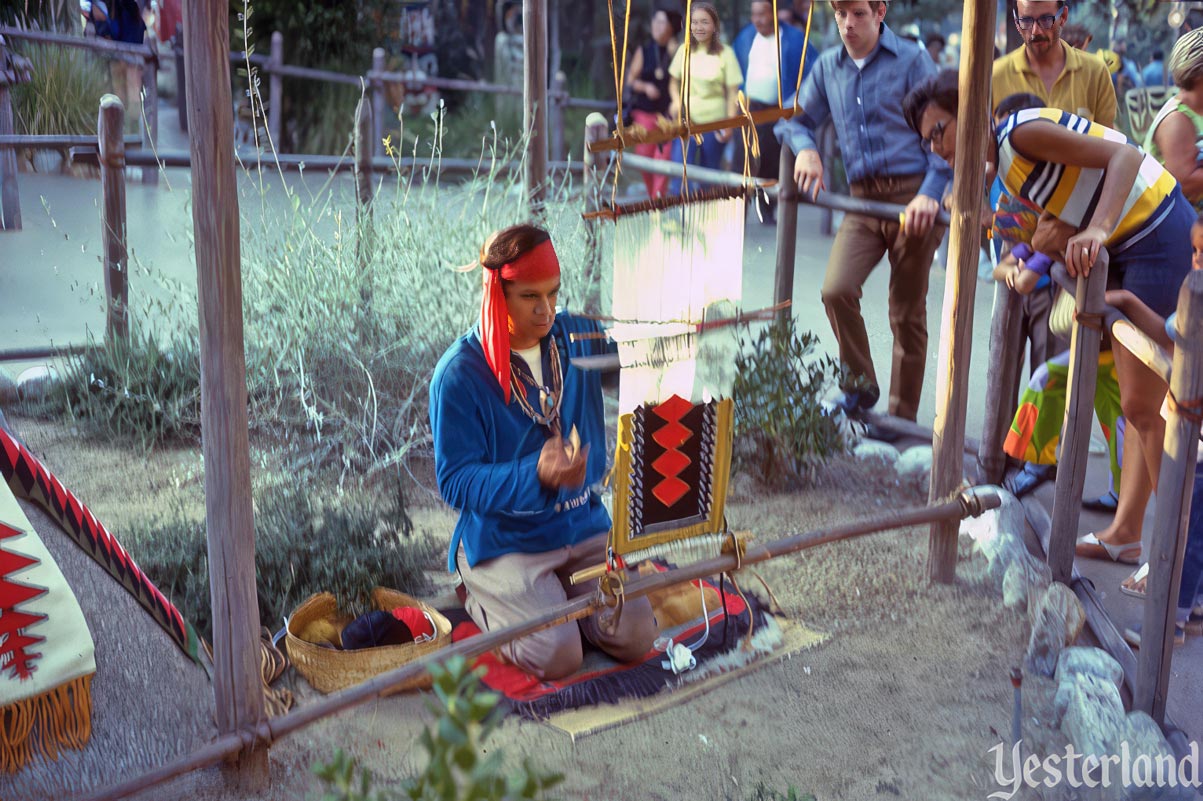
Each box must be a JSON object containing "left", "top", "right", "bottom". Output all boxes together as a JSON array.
[
  {"left": 830, "top": 1, "right": 885, "bottom": 12},
  {"left": 902, "top": 68, "right": 959, "bottom": 134},
  {"left": 481, "top": 224, "right": 552, "bottom": 271},
  {"left": 1011, "top": 1, "right": 1066, "bottom": 12},
  {"left": 1152, "top": 49, "right": 1164, "bottom": 61},
  {"left": 658, "top": 7, "right": 684, "bottom": 37},
  {"left": 926, "top": 33, "right": 946, "bottom": 48},
  {"left": 994, "top": 92, "right": 1043, "bottom": 120}
]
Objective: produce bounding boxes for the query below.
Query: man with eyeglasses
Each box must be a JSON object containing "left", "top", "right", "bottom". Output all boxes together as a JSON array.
[
  {"left": 992, "top": 1, "right": 1116, "bottom": 126},
  {"left": 775, "top": 0, "right": 950, "bottom": 427}
]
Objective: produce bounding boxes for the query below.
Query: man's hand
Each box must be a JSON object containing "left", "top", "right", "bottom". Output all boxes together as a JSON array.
[
  {"left": 793, "top": 149, "right": 824, "bottom": 201},
  {"left": 642, "top": 83, "right": 661, "bottom": 101},
  {"left": 537, "top": 435, "right": 590, "bottom": 491},
  {"left": 902, "top": 195, "right": 939, "bottom": 238}
]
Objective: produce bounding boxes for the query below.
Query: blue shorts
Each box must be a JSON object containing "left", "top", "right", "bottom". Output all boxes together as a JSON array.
[{"left": 1110, "top": 187, "right": 1194, "bottom": 319}]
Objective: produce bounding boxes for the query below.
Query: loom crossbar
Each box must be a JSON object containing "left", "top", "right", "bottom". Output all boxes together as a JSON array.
[{"left": 588, "top": 106, "right": 798, "bottom": 153}]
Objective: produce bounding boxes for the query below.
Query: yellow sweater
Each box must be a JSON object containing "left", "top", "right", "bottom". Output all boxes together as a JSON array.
[{"left": 669, "top": 44, "right": 742, "bottom": 125}]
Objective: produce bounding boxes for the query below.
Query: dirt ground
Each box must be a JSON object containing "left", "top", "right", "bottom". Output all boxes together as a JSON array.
[{"left": 8, "top": 415, "right": 1028, "bottom": 801}]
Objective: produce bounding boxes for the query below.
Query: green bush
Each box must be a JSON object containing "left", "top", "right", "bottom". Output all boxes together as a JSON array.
[
  {"left": 10, "top": 41, "right": 111, "bottom": 138},
  {"left": 37, "top": 120, "right": 598, "bottom": 476},
  {"left": 44, "top": 325, "right": 204, "bottom": 451},
  {"left": 746, "top": 785, "right": 816, "bottom": 801},
  {"left": 313, "top": 656, "right": 563, "bottom": 801},
  {"left": 126, "top": 478, "right": 429, "bottom": 641},
  {"left": 733, "top": 318, "right": 846, "bottom": 488}
]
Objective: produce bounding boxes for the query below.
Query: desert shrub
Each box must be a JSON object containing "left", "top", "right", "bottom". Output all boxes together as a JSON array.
[
  {"left": 37, "top": 114, "right": 601, "bottom": 476},
  {"left": 313, "top": 656, "right": 562, "bottom": 801},
  {"left": 746, "top": 785, "right": 816, "bottom": 801},
  {"left": 733, "top": 318, "right": 845, "bottom": 488},
  {"left": 10, "top": 42, "right": 110, "bottom": 139},
  {"left": 43, "top": 325, "right": 204, "bottom": 450},
  {"left": 127, "top": 478, "right": 430, "bottom": 641}
]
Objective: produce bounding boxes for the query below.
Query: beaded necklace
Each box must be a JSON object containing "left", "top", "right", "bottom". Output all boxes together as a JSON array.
[{"left": 509, "top": 336, "right": 564, "bottom": 437}]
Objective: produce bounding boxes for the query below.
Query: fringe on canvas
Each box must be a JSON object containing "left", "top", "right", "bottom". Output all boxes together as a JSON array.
[{"left": 0, "top": 673, "right": 93, "bottom": 773}]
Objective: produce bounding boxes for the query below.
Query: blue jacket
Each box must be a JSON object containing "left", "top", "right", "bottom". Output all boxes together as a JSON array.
[
  {"left": 429, "top": 313, "right": 612, "bottom": 572},
  {"left": 732, "top": 22, "right": 817, "bottom": 102}
]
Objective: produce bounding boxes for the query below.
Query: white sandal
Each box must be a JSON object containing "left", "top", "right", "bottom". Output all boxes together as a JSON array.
[{"left": 1121, "top": 562, "right": 1149, "bottom": 600}]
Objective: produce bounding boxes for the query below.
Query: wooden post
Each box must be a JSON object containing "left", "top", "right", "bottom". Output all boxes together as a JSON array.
[
  {"left": 141, "top": 44, "right": 159, "bottom": 185},
  {"left": 978, "top": 283, "right": 1024, "bottom": 483},
  {"left": 927, "top": 0, "right": 997, "bottom": 583},
  {"left": 1046, "top": 256, "right": 1108, "bottom": 584},
  {"left": 371, "top": 47, "right": 386, "bottom": 159},
  {"left": 0, "top": 36, "right": 22, "bottom": 231},
  {"left": 182, "top": 3, "right": 268, "bottom": 789},
  {"left": 523, "top": 0, "right": 548, "bottom": 216},
  {"left": 774, "top": 144, "right": 799, "bottom": 325},
  {"left": 1136, "top": 270, "right": 1203, "bottom": 723},
  {"left": 98, "top": 95, "right": 129, "bottom": 345},
  {"left": 582, "top": 113, "right": 609, "bottom": 311},
  {"left": 268, "top": 31, "right": 283, "bottom": 150},
  {"left": 549, "top": 70, "right": 566, "bottom": 163},
  {"left": 354, "top": 96, "right": 374, "bottom": 313}
]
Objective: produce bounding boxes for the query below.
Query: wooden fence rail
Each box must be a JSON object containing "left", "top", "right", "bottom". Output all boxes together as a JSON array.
[
  {"left": 980, "top": 254, "right": 1203, "bottom": 731},
  {"left": 76, "top": 487, "right": 1001, "bottom": 801},
  {"left": 1136, "top": 270, "right": 1203, "bottom": 724},
  {"left": 0, "top": 24, "right": 158, "bottom": 188}
]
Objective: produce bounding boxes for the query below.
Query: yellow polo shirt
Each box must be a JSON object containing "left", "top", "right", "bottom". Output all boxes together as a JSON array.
[{"left": 992, "top": 41, "right": 1117, "bottom": 126}]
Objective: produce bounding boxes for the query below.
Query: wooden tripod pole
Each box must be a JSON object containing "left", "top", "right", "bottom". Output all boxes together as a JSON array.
[
  {"left": 927, "top": 0, "right": 997, "bottom": 583},
  {"left": 182, "top": 0, "right": 268, "bottom": 789}
]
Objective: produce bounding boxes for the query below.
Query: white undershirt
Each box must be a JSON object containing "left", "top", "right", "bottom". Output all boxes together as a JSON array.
[
  {"left": 514, "top": 344, "right": 543, "bottom": 387},
  {"left": 745, "top": 33, "right": 780, "bottom": 103},
  {"left": 851, "top": 56, "right": 868, "bottom": 70}
]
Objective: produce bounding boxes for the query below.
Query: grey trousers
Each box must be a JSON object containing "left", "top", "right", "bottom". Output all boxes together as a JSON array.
[{"left": 457, "top": 531, "right": 658, "bottom": 680}]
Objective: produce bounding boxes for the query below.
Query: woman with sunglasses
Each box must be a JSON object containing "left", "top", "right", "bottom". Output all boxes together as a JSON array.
[
  {"left": 904, "top": 69, "right": 1194, "bottom": 573},
  {"left": 991, "top": 0, "right": 1116, "bottom": 127}
]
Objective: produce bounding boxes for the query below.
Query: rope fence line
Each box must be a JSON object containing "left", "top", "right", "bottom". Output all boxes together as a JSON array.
[{"left": 75, "top": 488, "right": 1001, "bottom": 801}]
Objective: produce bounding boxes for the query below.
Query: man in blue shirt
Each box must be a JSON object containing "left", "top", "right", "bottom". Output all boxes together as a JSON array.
[
  {"left": 775, "top": 0, "right": 949, "bottom": 422},
  {"left": 1142, "top": 50, "right": 1167, "bottom": 88},
  {"left": 733, "top": 0, "right": 818, "bottom": 222}
]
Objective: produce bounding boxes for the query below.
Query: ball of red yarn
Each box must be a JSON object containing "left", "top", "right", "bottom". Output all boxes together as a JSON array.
[{"left": 391, "top": 606, "right": 434, "bottom": 640}]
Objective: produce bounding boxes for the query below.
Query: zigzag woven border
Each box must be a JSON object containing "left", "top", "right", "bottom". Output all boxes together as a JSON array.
[{"left": 0, "top": 427, "right": 205, "bottom": 667}]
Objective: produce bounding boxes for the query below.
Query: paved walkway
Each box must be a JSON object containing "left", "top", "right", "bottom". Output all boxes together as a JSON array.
[{"left": 1, "top": 96, "right": 1197, "bottom": 742}]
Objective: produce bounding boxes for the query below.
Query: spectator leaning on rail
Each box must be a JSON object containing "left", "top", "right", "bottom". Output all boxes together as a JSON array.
[
  {"left": 774, "top": 0, "right": 950, "bottom": 426},
  {"left": 905, "top": 70, "right": 1194, "bottom": 594},
  {"left": 732, "top": 0, "right": 818, "bottom": 223},
  {"left": 992, "top": 1, "right": 1116, "bottom": 127}
]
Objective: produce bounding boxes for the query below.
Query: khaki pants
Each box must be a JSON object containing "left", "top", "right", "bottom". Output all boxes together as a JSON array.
[
  {"left": 456, "top": 532, "right": 658, "bottom": 680},
  {"left": 823, "top": 174, "right": 944, "bottom": 421}
]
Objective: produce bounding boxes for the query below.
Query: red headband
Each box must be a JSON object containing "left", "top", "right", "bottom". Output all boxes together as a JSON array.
[{"left": 481, "top": 239, "right": 561, "bottom": 403}]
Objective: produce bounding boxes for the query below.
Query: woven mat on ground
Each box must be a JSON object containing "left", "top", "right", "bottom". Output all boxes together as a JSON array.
[{"left": 450, "top": 571, "right": 828, "bottom": 732}]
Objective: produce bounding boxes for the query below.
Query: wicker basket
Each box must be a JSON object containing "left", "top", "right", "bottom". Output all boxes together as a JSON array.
[{"left": 286, "top": 587, "right": 451, "bottom": 694}]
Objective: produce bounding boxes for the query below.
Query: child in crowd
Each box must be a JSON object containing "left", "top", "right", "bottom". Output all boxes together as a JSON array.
[{"left": 1113, "top": 214, "right": 1203, "bottom": 645}]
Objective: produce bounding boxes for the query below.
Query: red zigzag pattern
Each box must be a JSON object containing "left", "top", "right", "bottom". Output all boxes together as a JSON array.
[{"left": 0, "top": 522, "right": 47, "bottom": 680}]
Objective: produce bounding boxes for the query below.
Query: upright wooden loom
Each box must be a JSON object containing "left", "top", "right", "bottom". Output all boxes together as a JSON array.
[{"left": 570, "top": 0, "right": 816, "bottom": 585}]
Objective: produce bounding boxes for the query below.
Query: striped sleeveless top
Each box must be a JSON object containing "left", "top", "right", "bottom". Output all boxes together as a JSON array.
[{"left": 996, "top": 108, "right": 1177, "bottom": 246}]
